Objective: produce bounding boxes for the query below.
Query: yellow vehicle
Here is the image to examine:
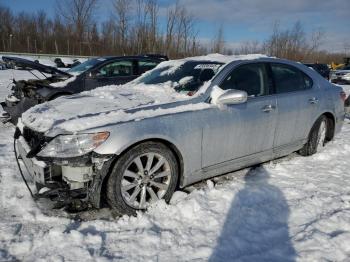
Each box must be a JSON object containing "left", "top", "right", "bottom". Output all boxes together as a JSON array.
[{"left": 331, "top": 57, "right": 350, "bottom": 70}]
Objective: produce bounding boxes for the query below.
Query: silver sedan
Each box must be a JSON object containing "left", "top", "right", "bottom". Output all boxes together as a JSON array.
[{"left": 16, "top": 55, "right": 346, "bottom": 215}]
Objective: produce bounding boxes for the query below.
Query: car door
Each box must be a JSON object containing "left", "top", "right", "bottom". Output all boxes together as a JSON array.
[
  {"left": 270, "top": 62, "right": 319, "bottom": 152},
  {"left": 84, "top": 60, "right": 137, "bottom": 90},
  {"left": 202, "top": 62, "right": 278, "bottom": 168}
]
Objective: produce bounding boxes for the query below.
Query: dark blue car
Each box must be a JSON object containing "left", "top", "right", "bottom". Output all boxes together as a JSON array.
[{"left": 1, "top": 54, "right": 167, "bottom": 123}]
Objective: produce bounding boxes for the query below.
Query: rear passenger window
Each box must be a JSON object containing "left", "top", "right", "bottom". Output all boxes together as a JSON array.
[
  {"left": 271, "top": 63, "right": 313, "bottom": 93},
  {"left": 93, "top": 61, "right": 133, "bottom": 77},
  {"left": 138, "top": 60, "right": 159, "bottom": 74},
  {"left": 220, "top": 63, "right": 269, "bottom": 97}
]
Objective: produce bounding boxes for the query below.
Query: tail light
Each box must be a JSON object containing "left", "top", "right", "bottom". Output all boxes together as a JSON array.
[{"left": 340, "top": 91, "right": 346, "bottom": 102}]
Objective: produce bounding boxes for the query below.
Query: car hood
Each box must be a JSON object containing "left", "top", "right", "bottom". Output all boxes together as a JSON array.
[
  {"left": 21, "top": 83, "right": 209, "bottom": 134},
  {"left": 2, "top": 56, "right": 72, "bottom": 77}
]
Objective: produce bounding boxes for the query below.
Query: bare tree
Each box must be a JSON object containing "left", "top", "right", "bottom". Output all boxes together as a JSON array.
[
  {"left": 165, "top": 1, "right": 180, "bottom": 55},
  {"left": 165, "top": 1, "right": 198, "bottom": 57},
  {"left": 146, "top": 0, "right": 158, "bottom": 52},
  {"left": 212, "top": 25, "right": 225, "bottom": 53},
  {"left": 112, "top": 0, "right": 130, "bottom": 54},
  {"left": 56, "top": 0, "right": 98, "bottom": 55},
  {"left": 235, "top": 40, "right": 262, "bottom": 55}
]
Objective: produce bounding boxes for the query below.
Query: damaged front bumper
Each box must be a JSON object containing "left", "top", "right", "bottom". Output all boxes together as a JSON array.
[{"left": 15, "top": 132, "right": 114, "bottom": 210}]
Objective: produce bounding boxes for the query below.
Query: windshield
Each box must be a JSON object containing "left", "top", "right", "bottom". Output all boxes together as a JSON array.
[
  {"left": 342, "top": 65, "right": 350, "bottom": 70},
  {"left": 135, "top": 61, "right": 223, "bottom": 94},
  {"left": 67, "top": 58, "right": 106, "bottom": 74}
]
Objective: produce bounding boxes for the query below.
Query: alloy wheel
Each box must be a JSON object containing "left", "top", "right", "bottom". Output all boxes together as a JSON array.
[{"left": 120, "top": 152, "right": 172, "bottom": 209}]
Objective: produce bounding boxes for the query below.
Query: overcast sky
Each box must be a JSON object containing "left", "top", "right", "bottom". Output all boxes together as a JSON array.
[{"left": 3, "top": 0, "right": 350, "bottom": 53}]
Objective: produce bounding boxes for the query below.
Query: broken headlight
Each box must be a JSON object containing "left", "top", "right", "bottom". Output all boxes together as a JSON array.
[{"left": 37, "top": 132, "right": 109, "bottom": 158}]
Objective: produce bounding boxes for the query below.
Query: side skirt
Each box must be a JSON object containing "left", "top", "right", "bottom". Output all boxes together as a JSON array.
[
  {"left": 182, "top": 140, "right": 305, "bottom": 187},
  {"left": 183, "top": 149, "right": 274, "bottom": 187}
]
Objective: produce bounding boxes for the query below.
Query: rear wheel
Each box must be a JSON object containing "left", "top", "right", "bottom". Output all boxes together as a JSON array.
[
  {"left": 299, "top": 115, "right": 329, "bottom": 156},
  {"left": 106, "top": 142, "right": 178, "bottom": 216}
]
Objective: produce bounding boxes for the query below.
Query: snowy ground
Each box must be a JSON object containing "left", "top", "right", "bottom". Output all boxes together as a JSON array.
[{"left": 0, "top": 70, "right": 350, "bottom": 261}]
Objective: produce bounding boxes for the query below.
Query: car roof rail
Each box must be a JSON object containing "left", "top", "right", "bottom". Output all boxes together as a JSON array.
[{"left": 141, "top": 54, "right": 169, "bottom": 61}]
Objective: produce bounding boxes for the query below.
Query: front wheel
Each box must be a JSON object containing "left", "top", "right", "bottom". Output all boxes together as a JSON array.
[
  {"left": 106, "top": 142, "right": 179, "bottom": 216},
  {"left": 299, "top": 115, "right": 329, "bottom": 156}
]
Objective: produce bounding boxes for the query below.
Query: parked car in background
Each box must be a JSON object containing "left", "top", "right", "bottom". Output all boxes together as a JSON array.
[
  {"left": 1, "top": 54, "right": 168, "bottom": 123},
  {"left": 303, "top": 63, "right": 330, "bottom": 80},
  {"left": 330, "top": 65, "right": 350, "bottom": 84},
  {"left": 0, "top": 60, "right": 8, "bottom": 70},
  {"left": 14, "top": 54, "right": 345, "bottom": 215}
]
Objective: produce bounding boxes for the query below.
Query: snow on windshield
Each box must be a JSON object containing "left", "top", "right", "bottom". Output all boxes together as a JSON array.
[
  {"left": 135, "top": 61, "right": 222, "bottom": 94},
  {"left": 133, "top": 53, "right": 267, "bottom": 94}
]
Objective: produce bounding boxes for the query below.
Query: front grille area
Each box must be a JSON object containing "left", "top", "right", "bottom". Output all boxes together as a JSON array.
[{"left": 22, "top": 126, "right": 46, "bottom": 149}]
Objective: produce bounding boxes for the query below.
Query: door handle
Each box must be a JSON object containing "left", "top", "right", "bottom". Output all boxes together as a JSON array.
[
  {"left": 309, "top": 97, "right": 319, "bottom": 104},
  {"left": 262, "top": 104, "right": 275, "bottom": 113}
]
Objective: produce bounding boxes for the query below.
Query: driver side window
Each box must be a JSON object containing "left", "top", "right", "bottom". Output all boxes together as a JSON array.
[
  {"left": 220, "top": 63, "right": 270, "bottom": 97},
  {"left": 92, "top": 61, "right": 133, "bottom": 77}
]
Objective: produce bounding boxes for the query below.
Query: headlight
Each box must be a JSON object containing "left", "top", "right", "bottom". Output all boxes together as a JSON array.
[{"left": 37, "top": 132, "right": 109, "bottom": 158}]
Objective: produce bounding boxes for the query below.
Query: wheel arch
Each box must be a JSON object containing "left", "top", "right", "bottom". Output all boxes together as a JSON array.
[
  {"left": 308, "top": 111, "right": 335, "bottom": 141},
  {"left": 99, "top": 137, "right": 185, "bottom": 207},
  {"left": 321, "top": 111, "right": 335, "bottom": 141}
]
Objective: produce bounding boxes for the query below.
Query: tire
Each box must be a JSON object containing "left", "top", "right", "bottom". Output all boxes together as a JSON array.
[
  {"left": 299, "top": 115, "right": 329, "bottom": 156},
  {"left": 106, "top": 142, "right": 179, "bottom": 216}
]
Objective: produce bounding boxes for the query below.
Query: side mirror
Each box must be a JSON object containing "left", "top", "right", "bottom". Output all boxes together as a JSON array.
[{"left": 217, "top": 89, "right": 248, "bottom": 105}]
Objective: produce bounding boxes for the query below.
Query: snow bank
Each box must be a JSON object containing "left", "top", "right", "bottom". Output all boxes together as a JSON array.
[
  {"left": 1, "top": 118, "right": 350, "bottom": 261},
  {"left": 0, "top": 70, "right": 38, "bottom": 98},
  {"left": 1, "top": 70, "right": 350, "bottom": 261}
]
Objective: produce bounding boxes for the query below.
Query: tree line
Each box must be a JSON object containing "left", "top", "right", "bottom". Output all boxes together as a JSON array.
[
  {"left": 0, "top": 0, "right": 206, "bottom": 58},
  {"left": 0, "top": 0, "right": 346, "bottom": 63}
]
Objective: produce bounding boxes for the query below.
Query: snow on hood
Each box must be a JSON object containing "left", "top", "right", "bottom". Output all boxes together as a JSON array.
[
  {"left": 21, "top": 53, "right": 268, "bottom": 133},
  {"left": 49, "top": 76, "right": 77, "bottom": 88},
  {"left": 21, "top": 82, "right": 194, "bottom": 133}
]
